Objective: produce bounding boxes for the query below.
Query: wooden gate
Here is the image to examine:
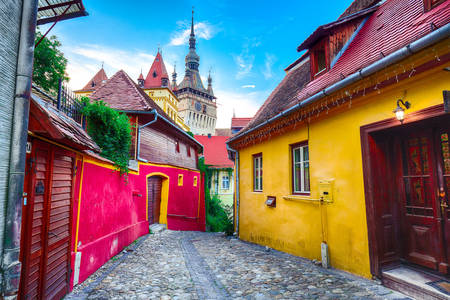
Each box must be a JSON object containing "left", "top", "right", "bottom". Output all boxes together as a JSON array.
[
  {"left": 19, "top": 139, "right": 74, "bottom": 299},
  {"left": 147, "top": 176, "right": 162, "bottom": 224}
]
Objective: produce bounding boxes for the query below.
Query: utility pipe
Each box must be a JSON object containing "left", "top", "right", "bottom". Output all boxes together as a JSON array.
[
  {"left": 1, "top": 0, "right": 38, "bottom": 296},
  {"left": 226, "top": 145, "right": 240, "bottom": 237},
  {"left": 136, "top": 110, "right": 158, "bottom": 162},
  {"left": 228, "top": 23, "right": 450, "bottom": 144}
]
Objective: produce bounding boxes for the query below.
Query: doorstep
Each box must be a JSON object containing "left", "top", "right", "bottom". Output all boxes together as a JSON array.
[{"left": 382, "top": 265, "right": 450, "bottom": 300}]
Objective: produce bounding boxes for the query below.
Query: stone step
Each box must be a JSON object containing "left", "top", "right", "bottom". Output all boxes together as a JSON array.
[{"left": 149, "top": 223, "right": 166, "bottom": 234}]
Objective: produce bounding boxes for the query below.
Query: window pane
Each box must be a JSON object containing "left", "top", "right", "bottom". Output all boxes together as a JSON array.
[
  {"left": 303, "top": 162, "right": 310, "bottom": 192},
  {"left": 317, "top": 49, "right": 326, "bottom": 73},
  {"left": 294, "top": 163, "right": 301, "bottom": 192},
  {"left": 303, "top": 146, "right": 309, "bottom": 161},
  {"left": 294, "top": 148, "right": 300, "bottom": 163}
]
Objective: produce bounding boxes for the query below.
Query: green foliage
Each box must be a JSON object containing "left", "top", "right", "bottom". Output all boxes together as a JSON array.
[
  {"left": 199, "top": 157, "right": 234, "bottom": 235},
  {"left": 81, "top": 97, "right": 132, "bottom": 175},
  {"left": 33, "top": 30, "right": 68, "bottom": 95}
]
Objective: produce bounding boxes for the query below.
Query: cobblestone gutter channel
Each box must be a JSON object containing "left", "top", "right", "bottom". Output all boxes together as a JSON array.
[{"left": 180, "top": 234, "right": 230, "bottom": 300}]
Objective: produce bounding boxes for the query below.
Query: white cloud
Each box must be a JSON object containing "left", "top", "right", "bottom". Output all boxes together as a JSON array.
[
  {"left": 214, "top": 89, "right": 267, "bottom": 128},
  {"left": 241, "top": 85, "right": 255, "bottom": 89},
  {"left": 62, "top": 44, "right": 175, "bottom": 90},
  {"left": 233, "top": 52, "right": 254, "bottom": 79},
  {"left": 169, "top": 22, "right": 215, "bottom": 46},
  {"left": 262, "top": 53, "right": 277, "bottom": 79}
]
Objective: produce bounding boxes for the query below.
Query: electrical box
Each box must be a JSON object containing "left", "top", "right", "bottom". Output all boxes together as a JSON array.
[
  {"left": 265, "top": 196, "right": 276, "bottom": 207},
  {"left": 319, "top": 180, "right": 334, "bottom": 203}
]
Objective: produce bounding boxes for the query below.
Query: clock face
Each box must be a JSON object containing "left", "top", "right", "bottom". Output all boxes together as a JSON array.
[{"left": 195, "top": 102, "right": 202, "bottom": 111}]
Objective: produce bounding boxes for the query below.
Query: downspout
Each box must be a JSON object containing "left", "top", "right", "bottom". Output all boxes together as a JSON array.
[
  {"left": 136, "top": 109, "right": 158, "bottom": 162},
  {"left": 1, "top": 0, "right": 38, "bottom": 297},
  {"left": 226, "top": 145, "right": 239, "bottom": 237}
]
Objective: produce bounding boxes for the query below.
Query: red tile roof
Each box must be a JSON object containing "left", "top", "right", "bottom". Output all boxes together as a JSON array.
[
  {"left": 144, "top": 51, "right": 171, "bottom": 89},
  {"left": 292, "top": 0, "right": 450, "bottom": 108},
  {"left": 89, "top": 70, "right": 187, "bottom": 135},
  {"left": 78, "top": 67, "right": 108, "bottom": 92},
  {"left": 195, "top": 135, "right": 234, "bottom": 168},
  {"left": 231, "top": 117, "right": 252, "bottom": 128},
  {"left": 239, "top": 0, "right": 450, "bottom": 136},
  {"left": 215, "top": 128, "right": 232, "bottom": 136}
]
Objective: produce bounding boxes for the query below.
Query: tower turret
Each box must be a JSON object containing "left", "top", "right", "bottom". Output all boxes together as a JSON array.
[
  {"left": 138, "top": 69, "right": 144, "bottom": 87},
  {"left": 172, "top": 64, "right": 177, "bottom": 89},
  {"left": 185, "top": 9, "right": 200, "bottom": 73},
  {"left": 207, "top": 70, "right": 214, "bottom": 96}
]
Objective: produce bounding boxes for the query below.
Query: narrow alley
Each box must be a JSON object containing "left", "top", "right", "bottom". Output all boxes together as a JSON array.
[{"left": 66, "top": 231, "right": 409, "bottom": 300}]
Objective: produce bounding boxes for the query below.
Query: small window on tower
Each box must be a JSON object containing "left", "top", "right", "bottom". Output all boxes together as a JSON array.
[{"left": 153, "top": 71, "right": 157, "bottom": 78}]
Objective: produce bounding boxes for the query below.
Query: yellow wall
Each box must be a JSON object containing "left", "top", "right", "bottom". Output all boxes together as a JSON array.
[
  {"left": 144, "top": 88, "right": 190, "bottom": 131},
  {"left": 74, "top": 91, "right": 93, "bottom": 98},
  {"left": 236, "top": 61, "right": 450, "bottom": 278}
]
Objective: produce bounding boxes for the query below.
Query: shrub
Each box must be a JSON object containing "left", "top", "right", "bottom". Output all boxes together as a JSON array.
[{"left": 81, "top": 97, "right": 132, "bottom": 175}]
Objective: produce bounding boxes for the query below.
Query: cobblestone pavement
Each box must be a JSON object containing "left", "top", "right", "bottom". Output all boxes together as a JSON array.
[{"left": 66, "top": 230, "right": 409, "bottom": 300}]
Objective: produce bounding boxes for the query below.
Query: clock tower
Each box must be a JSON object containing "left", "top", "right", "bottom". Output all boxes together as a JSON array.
[{"left": 175, "top": 9, "right": 217, "bottom": 135}]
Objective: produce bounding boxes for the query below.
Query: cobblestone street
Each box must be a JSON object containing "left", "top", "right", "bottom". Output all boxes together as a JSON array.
[{"left": 67, "top": 231, "right": 409, "bottom": 300}]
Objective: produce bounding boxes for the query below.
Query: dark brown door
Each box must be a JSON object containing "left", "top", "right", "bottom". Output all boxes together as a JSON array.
[
  {"left": 19, "top": 140, "right": 73, "bottom": 300},
  {"left": 147, "top": 177, "right": 162, "bottom": 224},
  {"left": 399, "top": 128, "right": 449, "bottom": 273}
]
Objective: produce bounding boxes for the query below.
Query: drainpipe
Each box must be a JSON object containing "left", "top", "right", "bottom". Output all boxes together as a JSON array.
[
  {"left": 226, "top": 145, "right": 239, "bottom": 237},
  {"left": 1, "top": 0, "right": 38, "bottom": 297},
  {"left": 136, "top": 110, "right": 158, "bottom": 162}
]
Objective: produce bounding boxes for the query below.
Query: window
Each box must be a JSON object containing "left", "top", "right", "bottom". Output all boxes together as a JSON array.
[
  {"left": 292, "top": 143, "right": 310, "bottom": 194},
  {"left": 175, "top": 141, "right": 180, "bottom": 153},
  {"left": 222, "top": 175, "right": 230, "bottom": 189},
  {"left": 424, "top": 0, "right": 445, "bottom": 11},
  {"left": 178, "top": 174, "right": 183, "bottom": 186},
  {"left": 187, "top": 146, "right": 191, "bottom": 157},
  {"left": 311, "top": 39, "right": 329, "bottom": 78},
  {"left": 253, "top": 153, "right": 263, "bottom": 191}
]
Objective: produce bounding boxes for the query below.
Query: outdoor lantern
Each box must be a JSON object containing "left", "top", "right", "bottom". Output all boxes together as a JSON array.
[{"left": 393, "top": 99, "right": 411, "bottom": 123}]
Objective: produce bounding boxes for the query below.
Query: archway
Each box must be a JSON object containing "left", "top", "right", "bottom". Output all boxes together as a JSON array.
[{"left": 146, "top": 173, "right": 169, "bottom": 225}]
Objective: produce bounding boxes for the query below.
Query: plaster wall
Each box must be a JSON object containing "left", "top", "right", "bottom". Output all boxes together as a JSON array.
[
  {"left": 70, "top": 156, "right": 205, "bottom": 287},
  {"left": 236, "top": 64, "right": 449, "bottom": 278}
]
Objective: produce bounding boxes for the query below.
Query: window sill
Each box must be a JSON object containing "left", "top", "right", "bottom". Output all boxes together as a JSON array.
[{"left": 282, "top": 195, "right": 321, "bottom": 203}]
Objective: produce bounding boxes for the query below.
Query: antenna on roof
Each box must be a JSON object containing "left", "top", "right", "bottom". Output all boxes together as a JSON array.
[
  {"left": 157, "top": 43, "right": 161, "bottom": 53},
  {"left": 101, "top": 61, "right": 104, "bottom": 69},
  {"left": 233, "top": 108, "right": 236, "bottom": 118}
]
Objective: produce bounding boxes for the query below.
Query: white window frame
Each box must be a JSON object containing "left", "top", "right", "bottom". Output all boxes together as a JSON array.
[
  {"left": 292, "top": 144, "right": 310, "bottom": 194},
  {"left": 222, "top": 175, "right": 230, "bottom": 190},
  {"left": 253, "top": 154, "right": 263, "bottom": 192}
]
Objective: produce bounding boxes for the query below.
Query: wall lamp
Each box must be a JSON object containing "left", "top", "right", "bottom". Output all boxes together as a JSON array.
[{"left": 393, "top": 99, "right": 411, "bottom": 123}]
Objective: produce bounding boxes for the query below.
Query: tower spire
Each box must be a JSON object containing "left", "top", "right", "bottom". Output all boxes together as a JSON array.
[{"left": 189, "top": 7, "right": 196, "bottom": 50}]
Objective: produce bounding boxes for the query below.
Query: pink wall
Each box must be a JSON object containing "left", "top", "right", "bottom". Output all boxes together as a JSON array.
[{"left": 70, "top": 157, "right": 205, "bottom": 288}]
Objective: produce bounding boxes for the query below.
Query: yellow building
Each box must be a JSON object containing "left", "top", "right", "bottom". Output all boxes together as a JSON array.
[
  {"left": 74, "top": 67, "right": 108, "bottom": 97},
  {"left": 227, "top": 0, "right": 449, "bottom": 298}
]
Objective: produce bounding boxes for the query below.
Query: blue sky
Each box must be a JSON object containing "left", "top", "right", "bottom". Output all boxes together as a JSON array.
[{"left": 42, "top": 0, "right": 353, "bottom": 127}]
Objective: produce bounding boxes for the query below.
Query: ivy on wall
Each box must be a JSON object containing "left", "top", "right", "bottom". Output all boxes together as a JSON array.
[{"left": 81, "top": 97, "right": 132, "bottom": 175}]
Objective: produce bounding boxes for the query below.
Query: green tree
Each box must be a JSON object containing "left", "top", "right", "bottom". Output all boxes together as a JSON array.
[{"left": 33, "top": 30, "right": 68, "bottom": 95}]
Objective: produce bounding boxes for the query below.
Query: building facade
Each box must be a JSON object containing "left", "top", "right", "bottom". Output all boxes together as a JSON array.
[
  {"left": 175, "top": 12, "right": 217, "bottom": 136},
  {"left": 195, "top": 135, "right": 234, "bottom": 207},
  {"left": 227, "top": 0, "right": 450, "bottom": 298}
]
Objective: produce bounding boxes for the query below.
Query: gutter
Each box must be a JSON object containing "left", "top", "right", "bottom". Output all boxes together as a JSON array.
[
  {"left": 228, "top": 23, "right": 450, "bottom": 145},
  {"left": 226, "top": 144, "right": 240, "bottom": 237},
  {"left": 1, "top": 0, "right": 38, "bottom": 296},
  {"left": 122, "top": 109, "right": 203, "bottom": 151}
]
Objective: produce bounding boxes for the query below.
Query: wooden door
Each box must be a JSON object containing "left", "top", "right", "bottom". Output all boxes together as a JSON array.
[
  {"left": 43, "top": 148, "right": 74, "bottom": 299},
  {"left": 147, "top": 177, "right": 162, "bottom": 224},
  {"left": 436, "top": 127, "right": 450, "bottom": 273},
  {"left": 19, "top": 140, "right": 74, "bottom": 300},
  {"left": 399, "top": 129, "right": 447, "bottom": 272}
]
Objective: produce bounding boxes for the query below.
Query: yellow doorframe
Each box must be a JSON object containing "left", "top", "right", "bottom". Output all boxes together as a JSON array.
[{"left": 145, "top": 173, "right": 170, "bottom": 224}]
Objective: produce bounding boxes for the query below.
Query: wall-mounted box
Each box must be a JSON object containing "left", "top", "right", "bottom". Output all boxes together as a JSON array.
[
  {"left": 265, "top": 196, "right": 276, "bottom": 207},
  {"left": 319, "top": 180, "right": 334, "bottom": 203}
]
